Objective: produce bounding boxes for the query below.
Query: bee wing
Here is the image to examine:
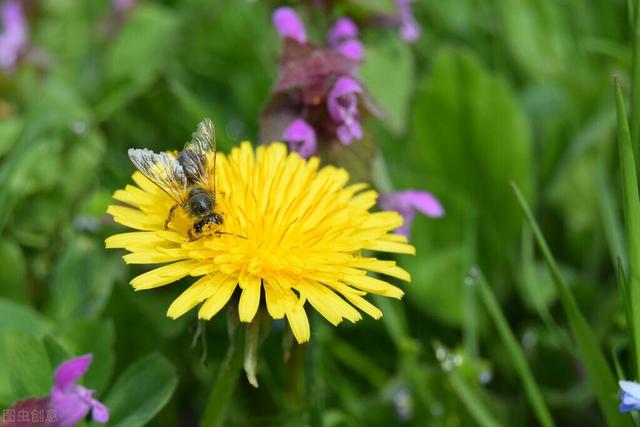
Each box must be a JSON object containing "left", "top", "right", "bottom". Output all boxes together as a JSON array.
[
  {"left": 128, "top": 148, "right": 188, "bottom": 205},
  {"left": 180, "top": 118, "right": 217, "bottom": 194}
]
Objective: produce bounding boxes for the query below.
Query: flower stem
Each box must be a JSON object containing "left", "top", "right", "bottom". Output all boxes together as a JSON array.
[
  {"left": 307, "top": 315, "right": 326, "bottom": 427},
  {"left": 286, "top": 341, "right": 307, "bottom": 410},
  {"left": 200, "top": 321, "right": 245, "bottom": 427}
]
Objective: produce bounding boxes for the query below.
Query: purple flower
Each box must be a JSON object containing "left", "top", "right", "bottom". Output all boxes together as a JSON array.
[
  {"left": 333, "top": 39, "right": 363, "bottom": 62},
  {"left": 619, "top": 380, "right": 640, "bottom": 412},
  {"left": 327, "top": 76, "right": 363, "bottom": 145},
  {"left": 328, "top": 18, "right": 359, "bottom": 46},
  {"left": 51, "top": 355, "right": 109, "bottom": 427},
  {"left": 328, "top": 17, "right": 363, "bottom": 62},
  {"left": 273, "top": 7, "right": 307, "bottom": 44},
  {"left": 378, "top": 190, "right": 444, "bottom": 236},
  {"left": 0, "top": 0, "right": 28, "bottom": 71},
  {"left": 267, "top": 10, "right": 372, "bottom": 150},
  {"left": 396, "top": 0, "right": 420, "bottom": 42},
  {"left": 282, "top": 118, "right": 317, "bottom": 158}
]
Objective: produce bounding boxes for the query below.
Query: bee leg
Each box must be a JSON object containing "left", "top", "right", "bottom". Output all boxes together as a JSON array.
[
  {"left": 164, "top": 204, "right": 179, "bottom": 230},
  {"left": 188, "top": 217, "right": 207, "bottom": 241},
  {"left": 190, "top": 235, "right": 207, "bottom": 242},
  {"left": 189, "top": 229, "right": 210, "bottom": 242}
]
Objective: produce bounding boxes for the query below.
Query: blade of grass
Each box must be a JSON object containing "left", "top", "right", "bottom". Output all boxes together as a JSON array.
[
  {"left": 511, "top": 182, "right": 631, "bottom": 427},
  {"left": 330, "top": 337, "right": 388, "bottom": 388},
  {"left": 520, "top": 226, "right": 571, "bottom": 352},
  {"left": 463, "top": 221, "right": 480, "bottom": 359},
  {"left": 597, "top": 165, "right": 628, "bottom": 270},
  {"left": 448, "top": 371, "right": 502, "bottom": 427},
  {"left": 613, "top": 340, "right": 640, "bottom": 426},
  {"left": 615, "top": 76, "right": 640, "bottom": 380},
  {"left": 631, "top": 0, "right": 640, "bottom": 151},
  {"left": 617, "top": 256, "right": 636, "bottom": 373},
  {"left": 474, "top": 269, "right": 555, "bottom": 427},
  {"left": 434, "top": 340, "right": 502, "bottom": 427}
]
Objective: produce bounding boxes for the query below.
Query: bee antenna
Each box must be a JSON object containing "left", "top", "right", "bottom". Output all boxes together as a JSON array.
[{"left": 216, "top": 231, "right": 247, "bottom": 240}]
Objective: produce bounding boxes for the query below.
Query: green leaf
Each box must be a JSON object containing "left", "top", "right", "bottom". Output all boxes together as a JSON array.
[
  {"left": 60, "top": 131, "right": 106, "bottom": 198},
  {"left": 0, "top": 298, "right": 52, "bottom": 336},
  {"left": 409, "top": 48, "right": 532, "bottom": 269},
  {"left": 0, "top": 239, "right": 28, "bottom": 303},
  {"left": 0, "top": 132, "right": 52, "bottom": 234},
  {"left": 105, "top": 4, "right": 177, "bottom": 81},
  {"left": 0, "top": 78, "right": 92, "bottom": 236},
  {"left": 360, "top": 37, "right": 414, "bottom": 134},
  {"left": 547, "top": 148, "right": 603, "bottom": 237},
  {"left": 58, "top": 319, "right": 115, "bottom": 394},
  {"left": 0, "top": 332, "right": 52, "bottom": 406},
  {"left": 11, "top": 131, "right": 105, "bottom": 248},
  {"left": 475, "top": 270, "right": 555, "bottom": 427},
  {"left": 404, "top": 245, "right": 471, "bottom": 325},
  {"left": 512, "top": 182, "right": 632, "bottom": 427},
  {"left": 43, "top": 335, "right": 73, "bottom": 369},
  {"left": 97, "top": 4, "right": 177, "bottom": 119},
  {"left": 0, "top": 117, "right": 22, "bottom": 158},
  {"left": 102, "top": 353, "right": 178, "bottom": 427},
  {"left": 615, "top": 77, "right": 640, "bottom": 379},
  {"left": 37, "top": 0, "right": 106, "bottom": 77},
  {"left": 493, "top": 0, "right": 571, "bottom": 78},
  {"left": 48, "top": 234, "right": 120, "bottom": 322}
]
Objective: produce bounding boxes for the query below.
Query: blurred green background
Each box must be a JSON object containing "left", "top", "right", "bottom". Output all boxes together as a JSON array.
[{"left": 0, "top": 0, "right": 637, "bottom": 425}]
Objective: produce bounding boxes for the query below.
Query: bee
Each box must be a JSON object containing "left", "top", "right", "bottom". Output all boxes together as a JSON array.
[{"left": 128, "top": 118, "right": 223, "bottom": 240}]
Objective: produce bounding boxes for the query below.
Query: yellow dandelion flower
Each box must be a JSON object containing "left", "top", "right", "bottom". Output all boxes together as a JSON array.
[{"left": 106, "top": 141, "right": 415, "bottom": 343}]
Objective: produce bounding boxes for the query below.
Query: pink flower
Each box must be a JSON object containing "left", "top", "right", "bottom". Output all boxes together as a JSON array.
[
  {"left": 0, "top": 0, "right": 28, "bottom": 71},
  {"left": 333, "top": 39, "right": 363, "bottom": 62},
  {"left": 396, "top": 0, "right": 420, "bottom": 42},
  {"left": 267, "top": 9, "right": 372, "bottom": 155},
  {"left": 272, "top": 7, "right": 307, "bottom": 44},
  {"left": 282, "top": 118, "right": 317, "bottom": 158},
  {"left": 328, "top": 18, "right": 358, "bottom": 46},
  {"left": 327, "top": 76, "right": 363, "bottom": 145},
  {"left": 1, "top": 354, "right": 109, "bottom": 427},
  {"left": 51, "top": 355, "right": 109, "bottom": 427},
  {"left": 328, "top": 17, "right": 363, "bottom": 62},
  {"left": 378, "top": 190, "right": 444, "bottom": 236}
]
